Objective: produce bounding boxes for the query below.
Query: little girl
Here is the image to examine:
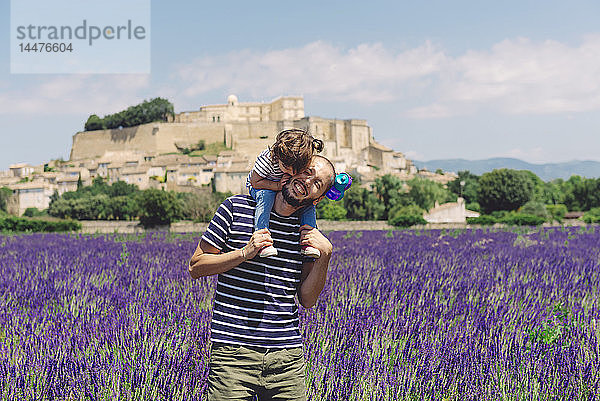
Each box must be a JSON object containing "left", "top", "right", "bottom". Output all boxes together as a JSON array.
[{"left": 246, "top": 128, "right": 324, "bottom": 258}]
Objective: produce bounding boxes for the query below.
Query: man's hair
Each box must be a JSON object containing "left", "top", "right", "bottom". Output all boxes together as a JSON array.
[{"left": 270, "top": 129, "right": 324, "bottom": 174}]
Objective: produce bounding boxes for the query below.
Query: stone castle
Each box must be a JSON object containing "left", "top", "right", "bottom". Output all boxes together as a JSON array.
[
  {"left": 69, "top": 95, "right": 420, "bottom": 186},
  {"left": 3, "top": 95, "right": 460, "bottom": 216}
]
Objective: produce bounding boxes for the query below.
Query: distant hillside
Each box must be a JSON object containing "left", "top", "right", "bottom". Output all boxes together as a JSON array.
[{"left": 412, "top": 158, "right": 600, "bottom": 181}]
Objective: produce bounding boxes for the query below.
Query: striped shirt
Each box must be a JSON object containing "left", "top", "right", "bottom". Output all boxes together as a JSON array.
[
  {"left": 201, "top": 195, "right": 304, "bottom": 349},
  {"left": 245, "top": 148, "right": 284, "bottom": 188}
]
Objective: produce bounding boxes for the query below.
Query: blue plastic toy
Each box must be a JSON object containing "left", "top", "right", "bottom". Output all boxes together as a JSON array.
[{"left": 326, "top": 172, "right": 352, "bottom": 201}]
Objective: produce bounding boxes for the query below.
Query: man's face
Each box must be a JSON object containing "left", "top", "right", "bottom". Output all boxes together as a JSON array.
[{"left": 281, "top": 157, "right": 333, "bottom": 208}]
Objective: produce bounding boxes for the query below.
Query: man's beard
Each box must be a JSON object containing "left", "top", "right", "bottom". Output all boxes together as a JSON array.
[{"left": 282, "top": 180, "right": 314, "bottom": 208}]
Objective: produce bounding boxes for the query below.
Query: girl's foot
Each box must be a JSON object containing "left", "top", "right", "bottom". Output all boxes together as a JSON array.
[
  {"left": 301, "top": 246, "right": 321, "bottom": 258},
  {"left": 259, "top": 245, "right": 278, "bottom": 258}
]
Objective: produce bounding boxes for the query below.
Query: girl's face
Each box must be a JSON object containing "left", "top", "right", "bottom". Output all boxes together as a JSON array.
[{"left": 278, "top": 160, "right": 295, "bottom": 175}]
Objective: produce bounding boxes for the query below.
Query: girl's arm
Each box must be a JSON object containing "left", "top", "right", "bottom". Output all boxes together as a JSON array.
[{"left": 250, "top": 170, "right": 283, "bottom": 191}]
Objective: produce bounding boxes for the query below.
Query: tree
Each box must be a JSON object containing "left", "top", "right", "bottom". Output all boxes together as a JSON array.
[
  {"left": 84, "top": 114, "right": 104, "bottom": 131},
  {"left": 388, "top": 204, "right": 427, "bottom": 227},
  {"left": 316, "top": 199, "right": 347, "bottom": 220},
  {"left": 373, "top": 174, "right": 408, "bottom": 219},
  {"left": 0, "top": 187, "right": 12, "bottom": 212},
  {"left": 179, "top": 191, "right": 230, "bottom": 222},
  {"left": 137, "top": 189, "right": 183, "bottom": 228},
  {"left": 540, "top": 179, "right": 565, "bottom": 205},
  {"left": 406, "top": 177, "right": 455, "bottom": 211},
  {"left": 561, "top": 176, "right": 600, "bottom": 211},
  {"left": 108, "top": 180, "right": 138, "bottom": 197},
  {"left": 477, "top": 169, "right": 536, "bottom": 214},
  {"left": 447, "top": 170, "right": 480, "bottom": 204},
  {"left": 343, "top": 180, "right": 385, "bottom": 220},
  {"left": 519, "top": 200, "right": 551, "bottom": 222}
]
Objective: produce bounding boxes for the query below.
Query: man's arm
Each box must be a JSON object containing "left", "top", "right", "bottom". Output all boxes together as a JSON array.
[
  {"left": 297, "top": 225, "right": 333, "bottom": 308},
  {"left": 188, "top": 228, "right": 274, "bottom": 279}
]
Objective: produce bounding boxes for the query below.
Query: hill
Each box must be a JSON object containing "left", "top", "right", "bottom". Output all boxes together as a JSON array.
[{"left": 412, "top": 158, "right": 600, "bottom": 181}]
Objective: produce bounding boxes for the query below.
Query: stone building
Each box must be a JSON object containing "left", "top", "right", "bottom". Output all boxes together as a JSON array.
[
  {"left": 423, "top": 198, "right": 480, "bottom": 224},
  {"left": 68, "top": 95, "right": 417, "bottom": 184},
  {"left": 7, "top": 181, "right": 56, "bottom": 216}
]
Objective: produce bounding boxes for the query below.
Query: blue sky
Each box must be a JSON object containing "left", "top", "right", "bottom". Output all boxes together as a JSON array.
[{"left": 1, "top": 0, "right": 600, "bottom": 170}]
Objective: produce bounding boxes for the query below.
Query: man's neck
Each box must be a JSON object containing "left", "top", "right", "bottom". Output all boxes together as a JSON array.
[{"left": 272, "top": 191, "right": 300, "bottom": 217}]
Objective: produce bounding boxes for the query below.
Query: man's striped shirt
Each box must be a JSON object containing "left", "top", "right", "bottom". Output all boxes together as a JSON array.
[
  {"left": 245, "top": 148, "right": 284, "bottom": 188},
  {"left": 201, "top": 195, "right": 304, "bottom": 349}
]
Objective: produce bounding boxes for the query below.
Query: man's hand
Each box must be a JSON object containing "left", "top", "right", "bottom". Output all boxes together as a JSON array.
[
  {"left": 299, "top": 225, "right": 332, "bottom": 258},
  {"left": 243, "top": 228, "right": 274, "bottom": 259}
]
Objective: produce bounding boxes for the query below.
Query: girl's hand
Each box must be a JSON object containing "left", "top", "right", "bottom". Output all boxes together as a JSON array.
[
  {"left": 279, "top": 173, "right": 292, "bottom": 190},
  {"left": 242, "top": 228, "right": 274, "bottom": 259}
]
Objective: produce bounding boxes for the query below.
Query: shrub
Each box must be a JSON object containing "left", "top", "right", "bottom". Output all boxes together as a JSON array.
[
  {"left": 546, "top": 204, "right": 568, "bottom": 223},
  {"left": 583, "top": 207, "right": 600, "bottom": 224},
  {"left": 500, "top": 213, "right": 546, "bottom": 226},
  {"left": 466, "top": 202, "right": 481, "bottom": 212},
  {"left": 317, "top": 201, "right": 347, "bottom": 221},
  {"left": 389, "top": 214, "right": 427, "bottom": 228},
  {"left": 519, "top": 201, "right": 551, "bottom": 221},
  {"left": 0, "top": 217, "right": 80, "bottom": 232},
  {"left": 137, "top": 189, "right": 183, "bottom": 228},
  {"left": 23, "top": 208, "right": 47, "bottom": 218},
  {"left": 388, "top": 205, "right": 427, "bottom": 228},
  {"left": 466, "top": 215, "right": 497, "bottom": 225}
]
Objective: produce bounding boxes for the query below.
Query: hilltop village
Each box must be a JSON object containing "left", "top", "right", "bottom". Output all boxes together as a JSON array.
[{"left": 1, "top": 95, "right": 457, "bottom": 216}]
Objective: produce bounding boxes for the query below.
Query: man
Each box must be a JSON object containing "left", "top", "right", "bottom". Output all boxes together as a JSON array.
[{"left": 188, "top": 155, "right": 336, "bottom": 400}]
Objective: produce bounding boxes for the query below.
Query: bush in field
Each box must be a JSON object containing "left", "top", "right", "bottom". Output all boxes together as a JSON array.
[
  {"left": 137, "top": 189, "right": 183, "bottom": 228},
  {"left": 0, "top": 216, "right": 80, "bottom": 232},
  {"left": 519, "top": 200, "right": 552, "bottom": 222},
  {"left": 583, "top": 207, "right": 600, "bottom": 224},
  {"left": 500, "top": 212, "right": 546, "bottom": 226},
  {"left": 23, "top": 208, "right": 47, "bottom": 218},
  {"left": 178, "top": 191, "right": 232, "bottom": 222},
  {"left": 388, "top": 204, "right": 427, "bottom": 227},
  {"left": 546, "top": 204, "right": 568, "bottom": 223},
  {"left": 466, "top": 215, "right": 497, "bottom": 225},
  {"left": 316, "top": 199, "right": 347, "bottom": 221}
]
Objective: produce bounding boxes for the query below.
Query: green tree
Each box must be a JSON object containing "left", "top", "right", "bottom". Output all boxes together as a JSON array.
[
  {"left": 179, "top": 191, "right": 231, "bottom": 222},
  {"left": 561, "top": 176, "right": 600, "bottom": 211},
  {"left": 316, "top": 199, "right": 347, "bottom": 220},
  {"left": 103, "top": 196, "right": 139, "bottom": 220},
  {"left": 137, "top": 189, "right": 183, "bottom": 228},
  {"left": 374, "top": 174, "right": 408, "bottom": 219},
  {"left": 343, "top": 181, "right": 385, "bottom": 220},
  {"left": 388, "top": 204, "right": 427, "bottom": 227},
  {"left": 477, "top": 169, "right": 536, "bottom": 214},
  {"left": 447, "top": 170, "right": 480, "bottom": 204},
  {"left": 406, "top": 177, "right": 456, "bottom": 211},
  {"left": 519, "top": 200, "right": 551, "bottom": 222},
  {"left": 546, "top": 204, "right": 567, "bottom": 223},
  {"left": 0, "top": 187, "right": 12, "bottom": 212},
  {"left": 84, "top": 114, "right": 104, "bottom": 131}
]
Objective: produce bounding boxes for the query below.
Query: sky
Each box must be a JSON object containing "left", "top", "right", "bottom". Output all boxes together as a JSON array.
[{"left": 1, "top": 0, "right": 600, "bottom": 170}]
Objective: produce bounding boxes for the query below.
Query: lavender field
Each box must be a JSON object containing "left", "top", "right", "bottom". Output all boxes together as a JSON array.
[{"left": 1, "top": 227, "right": 600, "bottom": 400}]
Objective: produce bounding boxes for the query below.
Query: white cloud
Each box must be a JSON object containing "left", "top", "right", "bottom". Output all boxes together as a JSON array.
[
  {"left": 4, "top": 35, "right": 600, "bottom": 120},
  {"left": 0, "top": 75, "right": 150, "bottom": 115},
  {"left": 171, "top": 36, "right": 600, "bottom": 118},
  {"left": 171, "top": 40, "right": 447, "bottom": 104}
]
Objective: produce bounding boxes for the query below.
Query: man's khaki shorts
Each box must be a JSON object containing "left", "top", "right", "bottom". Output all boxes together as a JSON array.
[{"left": 205, "top": 342, "right": 307, "bottom": 401}]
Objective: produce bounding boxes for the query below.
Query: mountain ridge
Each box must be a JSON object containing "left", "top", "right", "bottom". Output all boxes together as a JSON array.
[{"left": 412, "top": 158, "right": 600, "bottom": 181}]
